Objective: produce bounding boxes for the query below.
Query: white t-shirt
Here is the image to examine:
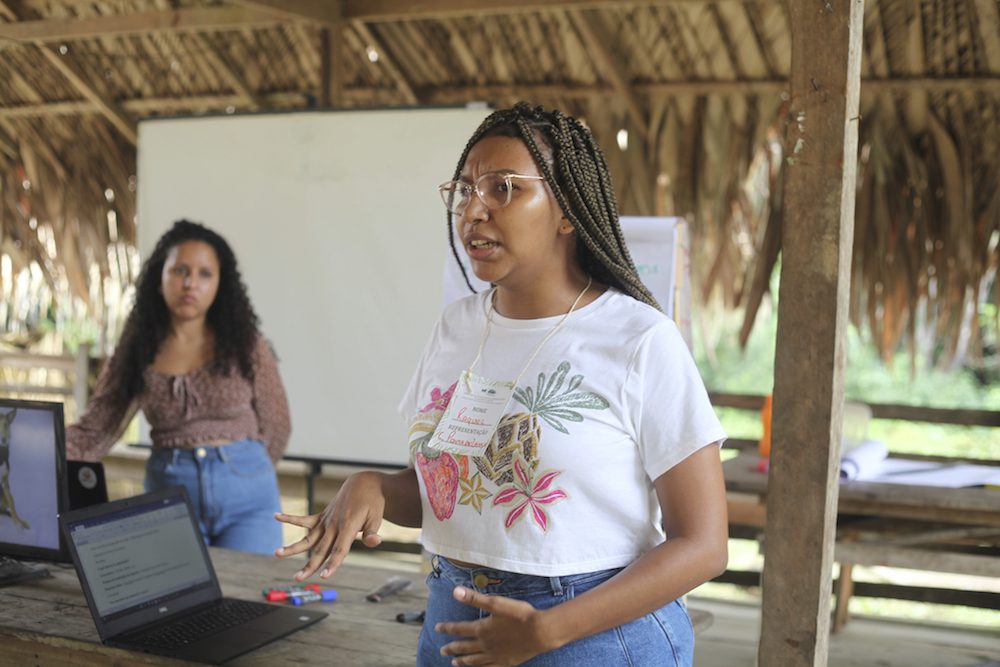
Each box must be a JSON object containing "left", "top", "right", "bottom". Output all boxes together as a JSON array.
[{"left": 399, "top": 287, "right": 726, "bottom": 576}]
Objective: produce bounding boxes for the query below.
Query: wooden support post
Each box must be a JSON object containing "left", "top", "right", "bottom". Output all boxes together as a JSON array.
[
  {"left": 319, "top": 27, "right": 333, "bottom": 108},
  {"left": 758, "top": 1, "right": 864, "bottom": 665},
  {"left": 832, "top": 564, "right": 854, "bottom": 633},
  {"left": 832, "top": 527, "right": 858, "bottom": 633},
  {"left": 319, "top": 24, "right": 346, "bottom": 108}
]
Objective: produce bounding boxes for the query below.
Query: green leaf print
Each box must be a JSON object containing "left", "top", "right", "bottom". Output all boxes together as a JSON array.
[{"left": 477, "top": 361, "right": 608, "bottom": 486}]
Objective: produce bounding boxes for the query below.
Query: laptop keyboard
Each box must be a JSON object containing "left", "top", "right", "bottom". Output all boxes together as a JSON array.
[{"left": 132, "top": 599, "right": 278, "bottom": 650}]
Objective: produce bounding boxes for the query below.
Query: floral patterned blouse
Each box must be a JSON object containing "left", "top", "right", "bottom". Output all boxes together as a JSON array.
[{"left": 67, "top": 335, "right": 290, "bottom": 463}]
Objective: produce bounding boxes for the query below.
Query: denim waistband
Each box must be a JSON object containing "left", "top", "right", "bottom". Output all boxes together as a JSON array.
[
  {"left": 431, "top": 554, "right": 622, "bottom": 597},
  {"left": 151, "top": 438, "right": 261, "bottom": 464}
]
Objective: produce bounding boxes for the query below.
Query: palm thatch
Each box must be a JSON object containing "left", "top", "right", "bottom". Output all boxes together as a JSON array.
[{"left": 0, "top": 0, "right": 997, "bottom": 368}]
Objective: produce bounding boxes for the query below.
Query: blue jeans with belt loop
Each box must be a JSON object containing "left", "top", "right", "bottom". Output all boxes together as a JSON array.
[
  {"left": 417, "top": 555, "right": 695, "bottom": 666},
  {"left": 143, "top": 438, "right": 283, "bottom": 555}
]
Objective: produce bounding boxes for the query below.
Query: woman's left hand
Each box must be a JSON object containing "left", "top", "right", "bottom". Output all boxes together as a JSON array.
[{"left": 436, "top": 586, "right": 555, "bottom": 666}]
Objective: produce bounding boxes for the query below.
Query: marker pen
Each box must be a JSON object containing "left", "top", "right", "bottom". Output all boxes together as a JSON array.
[
  {"left": 289, "top": 589, "right": 339, "bottom": 606},
  {"left": 262, "top": 583, "right": 321, "bottom": 595},
  {"left": 266, "top": 588, "right": 327, "bottom": 602},
  {"left": 366, "top": 576, "right": 411, "bottom": 602}
]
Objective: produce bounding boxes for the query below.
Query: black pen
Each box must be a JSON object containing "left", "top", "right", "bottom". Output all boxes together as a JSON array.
[
  {"left": 367, "top": 576, "right": 411, "bottom": 602},
  {"left": 396, "top": 610, "right": 426, "bottom": 623}
]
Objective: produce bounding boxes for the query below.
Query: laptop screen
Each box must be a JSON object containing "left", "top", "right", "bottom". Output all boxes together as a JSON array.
[
  {"left": 64, "top": 492, "right": 214, "bottom": 621},
  {"left": 0, "top": 398, "right": 67, "bottom": 562}
]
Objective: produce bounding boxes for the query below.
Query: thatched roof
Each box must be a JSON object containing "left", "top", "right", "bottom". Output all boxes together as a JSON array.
[{"left": 1, "top": 0, "right": 998, "bottom": 365}]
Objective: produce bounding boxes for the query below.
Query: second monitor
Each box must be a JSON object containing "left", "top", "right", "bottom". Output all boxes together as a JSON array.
[{"left": 0, "top": 398, "right": 67, "bottom": 563}]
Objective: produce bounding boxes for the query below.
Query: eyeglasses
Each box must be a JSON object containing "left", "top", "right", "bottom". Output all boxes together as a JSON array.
[{"left": 438, "top": 172, "right": 545, "bottom": 216}]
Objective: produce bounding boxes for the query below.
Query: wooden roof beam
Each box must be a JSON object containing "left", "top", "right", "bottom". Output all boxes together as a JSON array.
[
  {"left": 423, "top": 76, "right": 1000, "bottom": 97},
  {"left": 4, "top": 75, "right": 1000, "bottom": 120},
  {"left": 227, "top": 0, "right": 343, "bottom": 25},
  {"left": 341, "top": 0, "right": 778, "bottom": 22},
  {"left": 568, "top": 10, "right": 649, "bottom": 139},
  {"left": 0, "top": 8, "right": 288, "bottom": 43},
  {"left": 0, "top": 101, "right": 93, "bottom": 117},
  {"left": 0, "top": 0, "right": 782, "bottom": 41},
  {"left": 0, "top": 95, "right": 309, "bottom": 119},
  {"left": 39, "top": 46, "right": 137, "bottom": 145}
]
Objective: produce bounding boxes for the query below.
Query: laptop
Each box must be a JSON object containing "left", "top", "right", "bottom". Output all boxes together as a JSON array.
[{"left": 59, "top": 486, "right": 327, "bottom": 664}]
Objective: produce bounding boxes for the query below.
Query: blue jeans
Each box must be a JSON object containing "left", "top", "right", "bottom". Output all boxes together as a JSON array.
[
  {"left": 144, "top": 439, "right": 282, "bottom": 555},
  {"left": 417, "top": 555, "right": 694, "bottom": 666}
]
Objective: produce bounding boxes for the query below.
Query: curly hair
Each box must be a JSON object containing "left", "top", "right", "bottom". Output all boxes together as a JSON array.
[
  {"left": 446, "top": 101, "right": 659, "bottom": 310},
  {"left": 100, "top": 219, "right": 260, "bottom": 422}
]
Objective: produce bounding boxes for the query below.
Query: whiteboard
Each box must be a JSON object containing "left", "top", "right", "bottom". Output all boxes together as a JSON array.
[{"left": 137, "top": 108, "right": 490, "bottom": 466}]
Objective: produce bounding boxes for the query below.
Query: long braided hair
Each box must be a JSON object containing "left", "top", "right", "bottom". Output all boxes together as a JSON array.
[
  {"left": 447, "top": 102, "right": 659, "bottom": 310},
  {"left": 98, "top": 219, "right": 261, "bottom": 425}
]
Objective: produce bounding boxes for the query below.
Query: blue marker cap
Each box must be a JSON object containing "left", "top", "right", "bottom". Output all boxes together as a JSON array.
[{"left": 290, "top": 589, "right": 338, "bottom": 606}]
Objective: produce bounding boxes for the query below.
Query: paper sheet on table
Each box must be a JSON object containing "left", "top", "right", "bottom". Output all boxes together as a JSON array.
[
  {"left": 839, "top": 439, "right": 889, "bottom": 481},
  {"left": 839, "top": 439, "right": 1000, "bottom": 487},
  {"left": 868, "top": 459, "right": 1000, "bottom": 488}
]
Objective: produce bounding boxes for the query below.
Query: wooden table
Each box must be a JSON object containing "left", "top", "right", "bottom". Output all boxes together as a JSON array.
[
  {"left": 0, "top": 547, "right": 720, "bottom": 666},
  {"left": 723, "top": 452, "right": 1000, "bottom": 630},
  {"left": 0, "top": 548, "right": 426, "bottom": 665}
]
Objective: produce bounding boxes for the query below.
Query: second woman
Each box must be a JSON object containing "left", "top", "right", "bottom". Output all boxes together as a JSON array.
[{"left": 67, "top": 219, "right": 290, "bottom": 555}]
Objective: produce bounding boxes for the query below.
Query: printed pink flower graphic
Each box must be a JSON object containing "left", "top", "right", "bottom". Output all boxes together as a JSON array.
[
  {"left": 492, "top": 459, "right": 566, "bottom": 531},
  {"left": 420, "top": 382, "right": 457, "bottom": 414}
]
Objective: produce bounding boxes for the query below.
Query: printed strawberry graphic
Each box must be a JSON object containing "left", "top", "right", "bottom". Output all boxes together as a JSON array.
[
  {"left": 408, "top": 383, "right": 461, "bottom": 521},
  {"left": 415, "top": 446, "right": 459, "bottom": 521}
]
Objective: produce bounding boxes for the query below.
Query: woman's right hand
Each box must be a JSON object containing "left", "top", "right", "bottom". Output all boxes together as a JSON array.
[{"left": 274, "top": 470, "right": 387, "bottom": 580}]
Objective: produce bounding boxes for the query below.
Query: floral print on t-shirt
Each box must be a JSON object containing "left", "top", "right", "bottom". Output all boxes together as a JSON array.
[{"left": 409, "top": 361, "right": 608, "bottom": 531}]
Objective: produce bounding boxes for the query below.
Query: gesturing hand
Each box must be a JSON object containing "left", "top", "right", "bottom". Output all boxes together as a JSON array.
[
  {"left": 436, "top": 587, "right": 556, "bottom": 666},
  {"left": 273, "top": 471, "right": 386, "bottom": 580}
]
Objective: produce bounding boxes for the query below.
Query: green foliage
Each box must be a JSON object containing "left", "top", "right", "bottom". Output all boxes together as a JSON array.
[
  {"left": 693, "top": 292, "right": 1000, "bottom": 459},
  {"left": 843, "top": 328, "right": 1000, "bottom": 409},
  {"left": 694, "top": 303, "right": 776, "bottom": 396},
  {"left": 695, "top": 300, "right": 999, "bottom": 406},
  {"left": 55, "top": 315, "right": 101, "bottom": 355}
]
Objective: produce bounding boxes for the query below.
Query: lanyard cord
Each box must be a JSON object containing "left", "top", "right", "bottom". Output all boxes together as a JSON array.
[{"left": 466, "top": 275, "right": 593, "bottom": 388}]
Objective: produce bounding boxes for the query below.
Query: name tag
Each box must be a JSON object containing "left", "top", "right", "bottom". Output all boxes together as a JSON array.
[{"left": 428, "top": 370, "right": 512, "bottom": 456}]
